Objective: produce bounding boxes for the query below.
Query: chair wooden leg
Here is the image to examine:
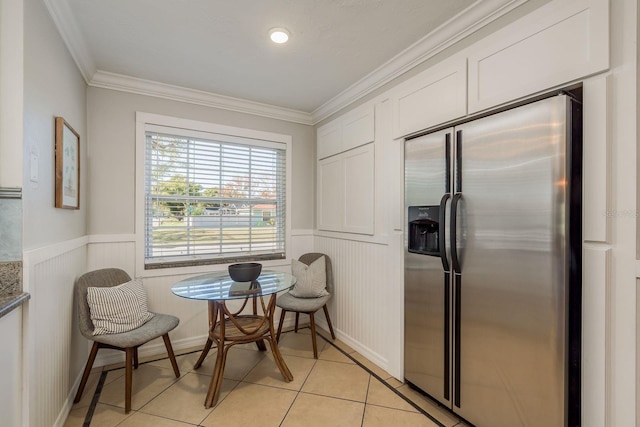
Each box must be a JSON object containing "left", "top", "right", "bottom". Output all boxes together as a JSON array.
[
  {"left": 276, "top": 309, "right": 287, "bottom": 342},
  {"left": 162, "top": 334, "right": 180, "bottom": 378},
  {"left": 74, "top": 341, "right": 100, "bottom": 403},
  {"left": 294, "top": 312, "right": 300, "bottom": 332},
  {"left": 323, "top": 305, "right": 336, "bottom": 340},
  {"left": 125, "top": 347, "right": 134, "bottom": 413},
  {"left": 309, "top": 312, "right": 318, "bottom": 359},
  {"left": 133, "top": 347, "right": 139, "bottom": 369}
]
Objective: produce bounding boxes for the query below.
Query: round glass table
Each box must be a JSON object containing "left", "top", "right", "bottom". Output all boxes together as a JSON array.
[{"left": 171, "top": 270, "right": 296, "bottom": 408}]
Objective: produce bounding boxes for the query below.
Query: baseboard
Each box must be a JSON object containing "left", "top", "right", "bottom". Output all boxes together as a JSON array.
[
  {"left": 332, "top": 329, "right": 389, "bottom": 373},
  {"left": 54, "top": 368, "right": 84, "bottom": 427}
]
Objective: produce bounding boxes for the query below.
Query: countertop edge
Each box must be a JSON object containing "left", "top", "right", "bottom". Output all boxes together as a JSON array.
[{"left": 0, "top": 292, "right": 31, "bottom": 319}]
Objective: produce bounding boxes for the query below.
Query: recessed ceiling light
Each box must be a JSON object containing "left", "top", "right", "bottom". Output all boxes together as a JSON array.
[{"left": 269, "top": 28, "right": 290, "bottom": 44}]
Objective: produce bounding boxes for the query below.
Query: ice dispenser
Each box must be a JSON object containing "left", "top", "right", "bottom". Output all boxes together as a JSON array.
[{"left": 408, "top": 205, "right": 440, "bottom": 256}]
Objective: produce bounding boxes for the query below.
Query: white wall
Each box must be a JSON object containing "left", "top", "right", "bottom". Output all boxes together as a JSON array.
[
  {"left": 85, "top": 87, "right": 316, "bottom": 364},
  {"left": 23, "top": 0, "right": 87, "bottom": 250},
  {"left": 86, "top": 87, "right": 315, "bottom": 234},
  {"left": 0, "top": 0, "right": 24, "bottom": 188},
  {"left": 22, "top": 0, "right": 89, "bottom": 425}
]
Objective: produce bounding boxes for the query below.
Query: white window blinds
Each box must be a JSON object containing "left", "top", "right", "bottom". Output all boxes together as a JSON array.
[{"left": 144, "top": 127, "right": 286, "bottom": 268}]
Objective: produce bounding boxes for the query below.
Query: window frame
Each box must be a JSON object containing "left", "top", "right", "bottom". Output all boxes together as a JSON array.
[{"left": 135, "top": 112, "right": 292, "bottom": 277}]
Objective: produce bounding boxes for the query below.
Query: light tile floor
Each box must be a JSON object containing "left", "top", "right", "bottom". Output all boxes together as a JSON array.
[{"left": 64, "top": 327, "right": 470, "bottom": 427}]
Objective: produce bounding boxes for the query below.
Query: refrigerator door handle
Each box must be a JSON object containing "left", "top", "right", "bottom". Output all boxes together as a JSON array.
[
  {"left": 450, "top": 192, "right": 462, "bottom": 274},
  {"left": 439, "top": 193, "right": 451, "bottom": 272}
]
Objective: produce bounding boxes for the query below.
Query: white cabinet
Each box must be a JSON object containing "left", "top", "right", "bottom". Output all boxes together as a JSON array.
[
  {"left": 317, "top": 155, "right": 345, "bottom": 231},
  {"left": 392, "top": 56, "right": 467, "bottom": 139},
  {"left": 468, "top": 0, "right": 609, "bottom": 113},
  {"left": 343, "top": 144, "right": 375, "bottom": 234},
  {"left": 342, "top": 106, "right": 375, "bottom": 152},
  {"left": 317, "top": 120, "right": 342, "bottom": 160},
  {"left": 0, "top": 307, "right": 23, "bottom": 427},
  {"left": 582, "top": 76, "right": 610, "bottom": 243},
  {"left": 317, "top": 104, "right": 374, "bottom": 159},
  {"left": 317, "top": 103, "right": 376, "bottom": 235},
  {"left": 317, "top": 143, "right": 374, "bottom": 235}
]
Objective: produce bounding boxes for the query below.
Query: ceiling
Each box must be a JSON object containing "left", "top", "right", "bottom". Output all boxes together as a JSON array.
[{"left": 49, "top": 0, "right": 523, "bottom": 123}]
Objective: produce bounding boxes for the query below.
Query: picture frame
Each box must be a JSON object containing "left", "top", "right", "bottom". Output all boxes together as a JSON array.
[{"left": 55, "top": 117, "right": 80, "bottom": 209}]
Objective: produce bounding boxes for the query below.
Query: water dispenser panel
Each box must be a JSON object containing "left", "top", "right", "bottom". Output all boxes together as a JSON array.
[{"left": 408, "top": 205, "right": 440, "bottom": 256}]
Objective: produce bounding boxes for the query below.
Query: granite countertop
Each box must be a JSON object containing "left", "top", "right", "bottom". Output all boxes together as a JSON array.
[{"left": 0, "top": 292, "right": 30, "bottom": 319}]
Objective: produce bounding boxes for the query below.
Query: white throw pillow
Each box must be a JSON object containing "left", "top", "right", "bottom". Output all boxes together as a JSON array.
[
  {"left": 87, "top": 279, "right": 155, "bottom": 335},
  {"left": 289, "top": 256, "right": 329, "bottom": 298}
]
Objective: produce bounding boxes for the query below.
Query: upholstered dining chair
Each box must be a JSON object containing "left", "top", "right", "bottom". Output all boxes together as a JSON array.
[
  {"left": 73, "top": 268, "right": 180, "bottom": 413},
  {"left": 276, "top": 253, "right": 336, "bottom": 358}
]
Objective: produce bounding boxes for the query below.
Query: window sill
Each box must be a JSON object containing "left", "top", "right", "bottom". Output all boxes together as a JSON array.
[{"left": 136, "top": 258, "right": 293, "bottom": 279}]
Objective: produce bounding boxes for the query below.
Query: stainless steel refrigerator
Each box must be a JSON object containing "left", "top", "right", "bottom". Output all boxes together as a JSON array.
[{"left": 404, "top": 94, "right": 581, "bottom": 427}]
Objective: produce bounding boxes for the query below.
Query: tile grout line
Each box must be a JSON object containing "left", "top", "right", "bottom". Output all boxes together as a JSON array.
[
  {"left": 316, "top": 331, "right": 448, "bottom": 427},
  {"left": 80, "top": 330, "right": 452, "bottom": 426},
  {"left": 82, "top": 370, "right": 108, "bottom": 427},
  {"left": 278, "top": 348, "right": 319, "bottom": 426},
  {"left": 361, "top": 375, "right": 371, "bottom": 427}
]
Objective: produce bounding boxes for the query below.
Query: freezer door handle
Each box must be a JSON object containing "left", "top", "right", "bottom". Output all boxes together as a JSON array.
[
  {"left": 439, "top": 193, "right": 451, "bottom": 271},
  {"left": 445, "top": 132, "right": 452, "bottom": 194},
  {"left": 450, "top": 192, "right": 462, "bottom": 273}
]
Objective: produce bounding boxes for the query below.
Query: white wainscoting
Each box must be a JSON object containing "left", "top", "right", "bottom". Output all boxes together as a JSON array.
[
  {"left": 315, "top": 233, "right": 404, "bottom": 379},
  {"left": 22, "top": 236, "right": 88, "bottom": 427},
  {"left": 21, "top": 229, "right": 407, "bottom": 426}
]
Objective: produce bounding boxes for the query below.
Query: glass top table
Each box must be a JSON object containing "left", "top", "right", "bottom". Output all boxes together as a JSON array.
[
  {"left": 171, "top": 269, "right": 295, "bottom": 408},
  {"left": 171, "top": 270, "right": 296, "bottom": 301}
]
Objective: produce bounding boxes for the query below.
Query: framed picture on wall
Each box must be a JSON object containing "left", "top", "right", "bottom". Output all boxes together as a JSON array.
[{"left": 55, "top": 117, "right": 80, "bottom": 209}]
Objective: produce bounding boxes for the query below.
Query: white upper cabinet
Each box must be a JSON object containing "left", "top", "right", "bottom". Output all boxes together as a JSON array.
[
  {"left": 317, "top": 104, "right": 374, "bottom": 160},
  {"left": 343, "top": 144, "right": 375, "bottom": 234},
  {"left": 316, "top": 103, "right": 376, "bottom": 235},
  {"left": 317, "top": 143, "right": 375, "bottom": 235},
  {"left": 392, "top": 56, "right": 467, "bottom": 139},
  {"left": 317, "top": 120, "right": 342, "bottom": 160},
  {"left": 468, "top": 0, "right": 609, "bottom": 113},
  {"left": 317, "top": 155, "right": 345, "bottom": 232},
  {"left": 342, "top": 105, "right": 375, "bottom": 152}
]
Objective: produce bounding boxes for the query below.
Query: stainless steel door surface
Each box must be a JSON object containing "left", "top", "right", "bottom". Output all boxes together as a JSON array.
[
  {"left": 454, "top": 96, "right": 569, "bottom": 426},
  {"left": 404, "top": 128, "right": 452, "bottom": 405}
]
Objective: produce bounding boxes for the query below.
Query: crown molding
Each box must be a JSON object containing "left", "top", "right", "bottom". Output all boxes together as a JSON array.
[
  {"left": 310, "top": 0, "right": 529, "bottom": 124},
  {"left": 43, "top": 0, "right": 95, "bottom": 83},
  {"left": 47, "top": 0, "right": 527, "bottom": 126},
  {"left": 89, "top": 71, "right": 314, "bottom": 125}
]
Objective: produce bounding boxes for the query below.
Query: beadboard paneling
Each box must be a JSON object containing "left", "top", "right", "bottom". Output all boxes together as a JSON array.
[
  {"left": 315, "top": 234, "right": 404, "bottom": 377},
  {"left": 22, "top": 237, "right": 87, "bottom": 427}
]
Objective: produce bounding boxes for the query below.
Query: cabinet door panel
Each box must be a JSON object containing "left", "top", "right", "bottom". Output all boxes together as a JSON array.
[
  {"left": 342, "top": 105, "right": 375, "bottom": 152},
  {"left": 583, "top": 76, "right": 610, "bottom": 243},
  {"left": 344, "top": 144, "right": 375, "bottom": 235},
  {"left": 392, "top": 57, "right": 466, "bottom": 139},
  {"left": 468, "top": 0, "right": 609, "bottom": 113},
  {"left": 317, "top": 155, "right": 345, "bottom": 231},
  {"left": 317, "top": 120, "right": 342, "bottom": 160}
]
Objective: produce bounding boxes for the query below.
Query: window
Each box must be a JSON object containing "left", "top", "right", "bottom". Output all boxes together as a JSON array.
[{"left": 136, "top": 114, "right": 290, "bottom": 270}]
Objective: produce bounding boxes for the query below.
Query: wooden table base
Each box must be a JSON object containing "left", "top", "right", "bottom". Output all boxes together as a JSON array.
[{"left": 194, "top": 294, "right": 293, "bottom": 408}]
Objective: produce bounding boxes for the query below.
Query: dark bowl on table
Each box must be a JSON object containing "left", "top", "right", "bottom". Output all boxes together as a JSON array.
[{"left": 228, "top": 263, "right": 262, "bottom": 282}]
